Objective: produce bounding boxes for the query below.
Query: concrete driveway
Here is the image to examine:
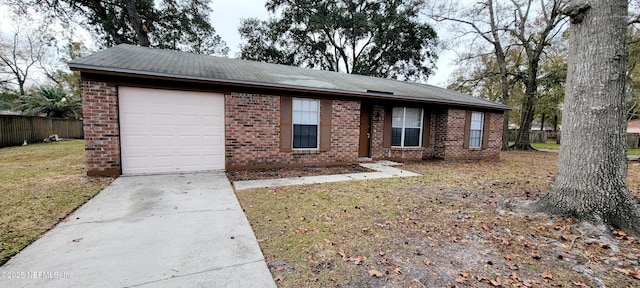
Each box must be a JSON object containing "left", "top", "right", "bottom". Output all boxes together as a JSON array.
[{"left": 0, "top": 172, "right": 275, "bottom": 288}]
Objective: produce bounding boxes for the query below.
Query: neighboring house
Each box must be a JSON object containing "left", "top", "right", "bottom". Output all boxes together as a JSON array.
[
  {"left": 68, "top": 44, "right": 510, "bottom": 176},
  {"left": 508, "top": 123, "right": 557, "bottom": 131},
  {"left": 530, "top": 124, "right": 556, "bottom": 131},
  {"left": 0, "top": 110, "right": 20, "bottom": 115},
  {"left": 628, "top": 119, "right": 640, "bottom": 134}
]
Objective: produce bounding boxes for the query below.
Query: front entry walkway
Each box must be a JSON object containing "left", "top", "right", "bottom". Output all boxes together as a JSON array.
[
  {"left": 0, "top": 172, "right": 275, "bottom": 288},
  {"left": 233, "top": 161, "right": 420, "bottom": 191}
]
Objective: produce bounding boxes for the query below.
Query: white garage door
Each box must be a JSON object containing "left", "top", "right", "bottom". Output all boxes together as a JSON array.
[{"left": 118, "top": 87, "right": 225, "bottom": 175}]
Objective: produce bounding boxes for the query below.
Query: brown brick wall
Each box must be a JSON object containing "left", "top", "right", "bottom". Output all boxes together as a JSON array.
[
  {"left": 80, "top": 81, "right": 503, "bottom": 175},
  {"left": 433, "top": 108, "right": 450, "bottom": 158},
  {"left": 225, "top": 93, "right": 360, "bottom": 169},
  {"left": 370, "top": 105, "right": 386, "bottom": 159},
  {"left": 81, "top": 81, "right": 121, "bottom": 176},
  {"left": 370, "top": 106, "right": 502, "bottom": 160},
  {"left": 433, "top": 109, "right": 503, "bottom": 159}
]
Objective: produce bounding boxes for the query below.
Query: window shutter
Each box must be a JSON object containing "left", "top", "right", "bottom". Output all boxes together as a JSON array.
[
  {"left": 280, "top": 96, "right": 293, "bottom": 152},
  {"left": 422, "top": 110, "right": 431, "bottom": 148},
  {"left": 319, "top": 99, "right": 332, "bottom": 151},
  {"left": 383, "top": 107, "right": 392, "bottom": 148},
  {"left": 463, "top": 110, "right": 472, "bottom": 149},
  {"left": 482, "top": 113, "right": 491, "bottom": 149}
]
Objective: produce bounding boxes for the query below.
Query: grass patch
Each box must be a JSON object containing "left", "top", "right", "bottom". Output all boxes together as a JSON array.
[
  {"left": 0, "top": 141, "right": 113, "bottom": 265},
  {"left": 236, "top": 151, "right": 640, "bottom": 287},
  {"left": 530, "top": 142, "right": 560, "bottom": 150},
  {"left": 510, "top": 141, "right": 640, "bottom": 155}
]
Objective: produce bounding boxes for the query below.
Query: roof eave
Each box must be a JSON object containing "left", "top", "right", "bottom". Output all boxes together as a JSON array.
[{"left": 68, "top": 63, "right": 512, "bottom": 111}]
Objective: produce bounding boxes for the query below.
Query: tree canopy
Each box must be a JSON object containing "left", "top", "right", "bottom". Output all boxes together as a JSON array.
[
  {"left": 239, "top": 0, "right": 438, "bottom": 81},
  {"left": 429, "top": 0, "right": 567, "bottom": 150},
  {"left": 6, "top": 0, "right": 229, "bottom": 55}
]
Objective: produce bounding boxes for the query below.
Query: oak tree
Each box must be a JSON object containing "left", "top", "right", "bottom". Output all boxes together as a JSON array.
[
  {"left": 238, "top": 0, "right": 438, "bottom": 81},
  {"left": 537, "top": 0, "right": 640, "bottom": 235},
  {"left": 429, "top": 0, "right": 513, "bottom": 150},
  {"left": 6, "top": 0, "right": 228, "bottom": 55},
  {"left": 430, "top": 0, "right": 567, "bottom": 150}
]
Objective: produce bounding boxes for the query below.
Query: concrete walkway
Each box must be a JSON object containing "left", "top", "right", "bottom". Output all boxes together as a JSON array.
[
  {"left": 233, "top": 161, "right": 421, "bottom": 191},
  {"left": 0, "top": 172, "right": 275, "bottom": 288}
]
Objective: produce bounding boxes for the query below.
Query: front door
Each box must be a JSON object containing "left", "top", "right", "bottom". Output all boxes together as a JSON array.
[{"left": 358, "top": 105, "right": 372, "bottom": 157}]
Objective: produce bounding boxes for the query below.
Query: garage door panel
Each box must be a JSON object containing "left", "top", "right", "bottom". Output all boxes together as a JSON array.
[
  {"left": 179, "top": 115, "right": 200, "bottom": 126},
  {"left": 203, "top": 135, "right": 223, "bottom": 146},
  {"left": 151, "top": 114, "right": 177, "bottom": 126},
  {"left": 203, "top": 116, "right": 223, "bottom": 126},
  {"left": 123, "top": 136, "right": 149, "bottom": 147},
  {"left": 126, "top": 156, "right": 151, "bottom": 169},
  {"left": 179, "top": 136, "right": 201, "bottom": 146},
  {"left": 119, "top": 87, "right": 225, "bottom": 175},
  {"left": 151, "top": 136, "right": 176, "bottom": 146},
  {"left": 124, "top": 113, "right": 149, "bottom": 125},
  {"left": 178, "top": 155, "right": 200, "bottom": 166},
  {"left": 152, "top": 156, "right": 176, "bottom": 169}
]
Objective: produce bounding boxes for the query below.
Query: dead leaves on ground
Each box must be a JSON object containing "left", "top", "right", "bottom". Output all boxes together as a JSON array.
[
  {"left": 273, "top": 274, "right": 284, "bottom": 282},
  {"left": 338, "top": 250, "right": 365, "bottom": 265},
  {"left": 243, "top": 152, "right": 640, "bottom": 287},
  {"left": 613, "top": 267, "right": 640, "bottom": 280},
  {"left": 540, "top": 271, "right": 553, "bottom": 280},
  {"left": 368, "top": 268, "right": 383, "bottom": 277}
]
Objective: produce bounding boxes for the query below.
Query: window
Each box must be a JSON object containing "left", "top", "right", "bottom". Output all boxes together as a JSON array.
[
  {"left": 292, "top": 98, "right": 320, "bottom": 149},
  {"left": 469, "top": 112, "right": 484, "bottom": 148},
  {"left": 391, "top": 107, "right": 423, "bottom": 147}
]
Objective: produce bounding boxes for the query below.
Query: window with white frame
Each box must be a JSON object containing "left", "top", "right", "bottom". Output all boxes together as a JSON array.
[
  {"left": 469, "top": 112, "right": 484, "bottom": 148},
  {"left": 292, "top": 98, "right": 320, "bottom": 149},
  {"left": 391, "top": 107, "right": 423, "bottom": 147}
]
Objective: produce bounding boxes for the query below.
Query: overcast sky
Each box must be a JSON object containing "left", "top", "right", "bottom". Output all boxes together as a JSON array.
[{"left": 0, "top": 0, "right": 457, "bottom": 88}]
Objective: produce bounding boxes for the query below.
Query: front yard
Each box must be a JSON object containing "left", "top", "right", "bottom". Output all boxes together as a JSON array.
[
  {"left": 235, "top": 151, "right": 640, "bottom": 287},
  {"left": 0, "top": 141, "right": 113, "bottom": 265}
]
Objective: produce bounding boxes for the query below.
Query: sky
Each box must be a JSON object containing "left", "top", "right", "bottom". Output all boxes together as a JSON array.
[{"left": 0, "top": 0, "right": 457, "bottom": 88}]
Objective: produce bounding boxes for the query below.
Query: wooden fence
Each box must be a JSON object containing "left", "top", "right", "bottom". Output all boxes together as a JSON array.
[
  {"left": 628, "top": 133, "right": 640, "bottom": 149},
  {"left": 508, "top": 130, "right": 548, "bottom": 143},
  {"left": 0, "top": 115, "right": 84, "bottom": 148}
]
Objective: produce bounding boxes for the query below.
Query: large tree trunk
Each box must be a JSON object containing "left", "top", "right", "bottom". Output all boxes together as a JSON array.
[
  {"left": 497, "top": 57, "right": 510, "bottom": 151},
  {"left": 488, "top": 0, "right": 511, "bottom": 151},
  {"left": 126, "top": 0, "right": 151, "bottom": 47},
  {"left": 537, "top": 0, "right": 640, "bottom": 235},
  {"left": 511, "top": 61, "right": 539, "bottom": 150},
  {"left": 502, "top": 113, "right": 510, "bottom": 150}
]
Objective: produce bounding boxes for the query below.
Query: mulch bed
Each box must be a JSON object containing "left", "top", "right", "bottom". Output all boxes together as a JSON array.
[{"left": 226, "top": 164, "right": 373, "bottom": 181}]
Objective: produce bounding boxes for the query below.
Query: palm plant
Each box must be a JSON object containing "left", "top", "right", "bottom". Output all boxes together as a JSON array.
[{"left": 18, "top": 87, "right": 81, "bottom": 119}]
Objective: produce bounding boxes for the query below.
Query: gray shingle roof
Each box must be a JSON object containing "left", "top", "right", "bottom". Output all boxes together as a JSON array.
[{"left": 69, "top": 44, "right": 510, "bottom": 110}]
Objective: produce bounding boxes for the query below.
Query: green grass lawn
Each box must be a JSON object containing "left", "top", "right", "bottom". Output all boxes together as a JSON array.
[
  {"left": 529, "top": 142, "right": 561, "bottom": 150},
  {"left": 0, "top": 140, "right": 114, "bottom": 265},
  {"left": 510, "top": 141, "right": 640, "bottom": 155}
]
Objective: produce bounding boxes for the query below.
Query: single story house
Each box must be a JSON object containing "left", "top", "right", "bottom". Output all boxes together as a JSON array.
[{"left": 68, "top": 44, "right": 510, "bottom": 176}]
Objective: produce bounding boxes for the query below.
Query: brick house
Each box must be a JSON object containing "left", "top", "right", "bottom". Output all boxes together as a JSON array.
[{"left": 69, "top": 44, "right": 510, "bottom": 176}]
